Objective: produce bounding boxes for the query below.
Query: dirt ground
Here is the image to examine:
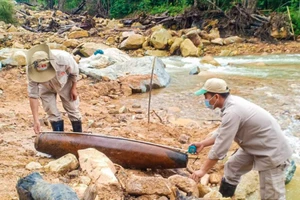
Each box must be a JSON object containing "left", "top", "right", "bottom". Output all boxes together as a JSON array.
[
  {"left": 0, "top": 66, "right": 222, "bottom": 199},
  {"left": 0, "top": 40, "right": 299, "bottom": 199}
]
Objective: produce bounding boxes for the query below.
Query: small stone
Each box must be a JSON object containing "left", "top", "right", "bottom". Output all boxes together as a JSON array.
[
  {"left": 59, "top": 176, "right": 71, "bottom": 183},
  {"left": 203, "top": 190, "right": 222, "bottom": 198},
  {"left": 135, "top": 110, "right": 143, "bottom": 114},
  {"left": 108, "top": 110, "right": 119, "bottom": 114},
  {"left": 88, "top": 120, "right": 96, "bottom": 128},
  {"left": 178, "top": 134, "right": 189, "bottom": 144},
  {"left": 135, "top": 115, "right": 144, "bottom": 120},
  {"left": 39, "top": 118, "right": 49, "bottom": 126},
  {"left": 158, "top": 196, "right": 168, "bottom": 200},
  {"left": 119, "top": 106, "right": 127, "bottom": 114},
  {"left": 200, "top": 174, "right": 210, "bottom": 185},
  {"left": 68, "top": 170, "right": 80, "bottom": 178},
  {"left": 132, "top": 104, "right": 141, "bottom": 109},
  {"left": 79, "top": 176, "right": 91, "bottom": 185},
  {"left": 106, "top": 105, "right": 117, "bottom": 109},
  {"left": 209, "top": 173, "right": 221, "bottom": 184},
  {"left": 81, "top": 74, "right": 87, "bottom": 79},
  {"left": 198, "top": 183, "right": 211, "bottom": 197},
  {"left": 25, "top": 162, "right": 42, "bottom": 170},
  {"left": 108, "top": 94, "right": 119, "bottom": 99}
]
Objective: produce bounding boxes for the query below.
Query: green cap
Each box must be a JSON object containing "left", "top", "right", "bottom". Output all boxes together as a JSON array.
[{"left": 194, "top": 89, "right": 207, "bottom": 96}]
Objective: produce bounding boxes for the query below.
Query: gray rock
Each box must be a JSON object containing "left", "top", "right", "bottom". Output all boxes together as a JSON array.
[
  {"left": 189, "top": 66, "right": 200, "bottom": 75},
  {"left": 16, "top": 172, "right": 79, "bottom": 200},
  {"left": 79, "top": 56, "right": 171, "bottom": 93},
  {"left": 285, "top": 159, "right": 297, "bottom": 184}
]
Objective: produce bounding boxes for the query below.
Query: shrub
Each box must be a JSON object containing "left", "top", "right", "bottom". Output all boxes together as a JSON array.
[
  {"left": 0, "top": 0, "right": 17, "bottom": 24},
  {"left": 290, "top": 9, "right": 300, "bottom": 36}
]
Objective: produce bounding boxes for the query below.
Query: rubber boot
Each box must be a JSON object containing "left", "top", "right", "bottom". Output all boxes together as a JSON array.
[
  {"left": 71, "top": 120, "right": 82, "bottom": 132},
  {"left": 219, "top": 177, "right": 237, "bottom": 197},
  {"left": 50, "top": 120, "right": 64, "bottom": 132}
]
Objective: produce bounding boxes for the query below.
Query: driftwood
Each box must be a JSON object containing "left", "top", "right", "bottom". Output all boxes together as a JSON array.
[
  {"left": 254, "top": 12, "right": 291, "bottom": 41},
  {"left": 21, "top": 25, "right": 38, "bottom": 32},
  {"left": 16, "top": 2, "right": 292, "bottom": 41},
  {"left": 15, "top": 9, "right": 30, "bottom": 17},
  {"left": 72, "top": 0, "right": 86, "bottom": 15}
]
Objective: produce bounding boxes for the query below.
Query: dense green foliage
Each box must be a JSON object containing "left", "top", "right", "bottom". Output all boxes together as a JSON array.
[
  {"left": 0, "top": 0, "right": 17, "bottom": 24},
  {"left": 14, "top": 0, "right": 300, "bottom": 35},
  {"left": 290, "top": 8, "right": 300, "bottom": 35}
]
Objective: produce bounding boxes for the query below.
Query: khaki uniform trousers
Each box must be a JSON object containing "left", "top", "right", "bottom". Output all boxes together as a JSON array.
[
  {"left": 224, "top": 148, "right": 286, "bottom": 200},
  {"left": 39, "top": 80, "right": 81, "bottom": 122}
]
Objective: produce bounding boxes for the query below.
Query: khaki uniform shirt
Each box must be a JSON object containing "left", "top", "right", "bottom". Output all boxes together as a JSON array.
[
  {"left": 209, "top": 95, "right": 292, "bottom": 171},
  {"left": 28, "top": 50, "right": 78, "bottom": 99}
]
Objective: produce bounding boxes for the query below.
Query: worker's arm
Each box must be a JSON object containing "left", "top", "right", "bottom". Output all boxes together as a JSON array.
[
  {"left": 192, "top": 136, "right": 216, "bottom": 154},
  {"left": 70, "top": 81, "right": 78, "bottom": 101},
  {"left": 29, "top": 97, "right": 41, "bottom": 134},
  {"left": 191, "top": 158, "right": 218, "bottom": 182},
  {"left": 66, "top": 53, "right": 79, "bottom": 101}
]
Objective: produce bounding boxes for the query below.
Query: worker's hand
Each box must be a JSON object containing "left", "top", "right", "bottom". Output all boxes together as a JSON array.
[
  {"left": 70, "top": 88, "right": 78, "bottom": 101},
  {"left": 190, "top": 169, "right": 206, "bottom": 182},
  {"left": 33, "top": 120, "right": 41, "bottom": 134},
  {"left": 191, "top": 142, "right": 205, "bottom": 154}
]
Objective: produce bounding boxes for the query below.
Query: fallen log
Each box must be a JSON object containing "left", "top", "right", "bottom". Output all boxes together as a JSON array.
[
  {"left": 21, "top": 25, "right": 38, "bottom": 32},
  {"left": 35, "top": 132, "right": 188, "bottom": 169}
]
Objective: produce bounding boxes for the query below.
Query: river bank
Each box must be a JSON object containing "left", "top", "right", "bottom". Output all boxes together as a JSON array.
[{"left": 1, "top": 7, "right": 300, "bottom": 199}]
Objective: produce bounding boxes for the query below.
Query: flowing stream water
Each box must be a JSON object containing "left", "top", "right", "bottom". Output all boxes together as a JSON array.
[{"left": 125, "top": 54, "right": 300, "bottom": 199}]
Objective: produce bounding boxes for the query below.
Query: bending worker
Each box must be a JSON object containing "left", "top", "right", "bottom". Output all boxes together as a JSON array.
[
  {"left": 26, "top": 44, "right": 82, "bottom": 134},
  {"left": 190, "top": 78, "right": 292, "bottom": 199}
]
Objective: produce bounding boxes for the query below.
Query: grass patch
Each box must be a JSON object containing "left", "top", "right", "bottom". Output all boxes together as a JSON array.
[{"left": 0, "top": 0, "right": 17, "bottom": 24}]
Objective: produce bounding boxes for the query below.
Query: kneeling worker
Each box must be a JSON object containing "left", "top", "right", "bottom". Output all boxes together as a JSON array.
[
  {"left": 190, "top": 78, "right": 292, "bottom": 200},
  {"left": 26, "top": 44, "right": 82, "bottom": 134}
]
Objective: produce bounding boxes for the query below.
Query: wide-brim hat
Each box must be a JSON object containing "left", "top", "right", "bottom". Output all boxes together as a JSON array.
[
  {"left": 195, "top": 78, "right": 229, "bottom": 95},
  {"left": 26, "top": 44, "right": 56, "bottom": 83}
]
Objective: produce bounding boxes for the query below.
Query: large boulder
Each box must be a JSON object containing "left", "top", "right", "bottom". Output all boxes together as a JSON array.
[
  {"left": 63, "top": 39, "right": 81, "bottom": 48},
  {"left": 170, "top": 37, "right": 184, "bottom": 55},
  {"left": 150, "top": 28, "right": 172, "bottom": 50},
  {"left": 125, "top": 174, "right": 172, "bottom": 195},
  {"left": 223, "top": 36, "right": 244, "bottom": 45},
  {"left": 168, "top": 175, "right": 199, "bottom": 197},
  {"left": 16, "top": 172, "right": 79, "bottom": 200},
  {"left": 119, "top": 34, "right": 145, "bottom": 50},
  {"left": 79, "top": 48, "right": 131, "bottom": 69},
  {"left": 68, "top": 30, "right": 89, "bottom": 39},
  {"left": 78, "top": 148, "right": 123, "bottom": 200},
  {"left": 120, "top": 31, "right": 136, "bottom": 42},
  {"left": 44, "top": 153, "right": 79, "bottom": 174},
  {"left": 211, "top": 38, "right": 224, "bottom": 45},
  {"left": 235, "top": 170, "right": 260, "bottom": 199},
  {"left": 79, "top": 56, "right": 171, "bottom": 93},
  {"left": 73, "top": 42, "right": 110, "bottom": 57},
  {"left": 10, "top": 50, "right": 27, "bottom": 66},
  {"left": 0, "top": 48, "right": 27, "bottom": 66},
  {"left": 180, "top": 39, "right": 200, "bottom": 57},
  {"left": 186, "top": 29, "right": 202, "bottom": 47}
]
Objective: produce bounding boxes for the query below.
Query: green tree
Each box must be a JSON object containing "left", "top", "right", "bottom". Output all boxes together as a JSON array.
[{"left": 0, "top": 0, "right": 17, "bottom": 24}]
